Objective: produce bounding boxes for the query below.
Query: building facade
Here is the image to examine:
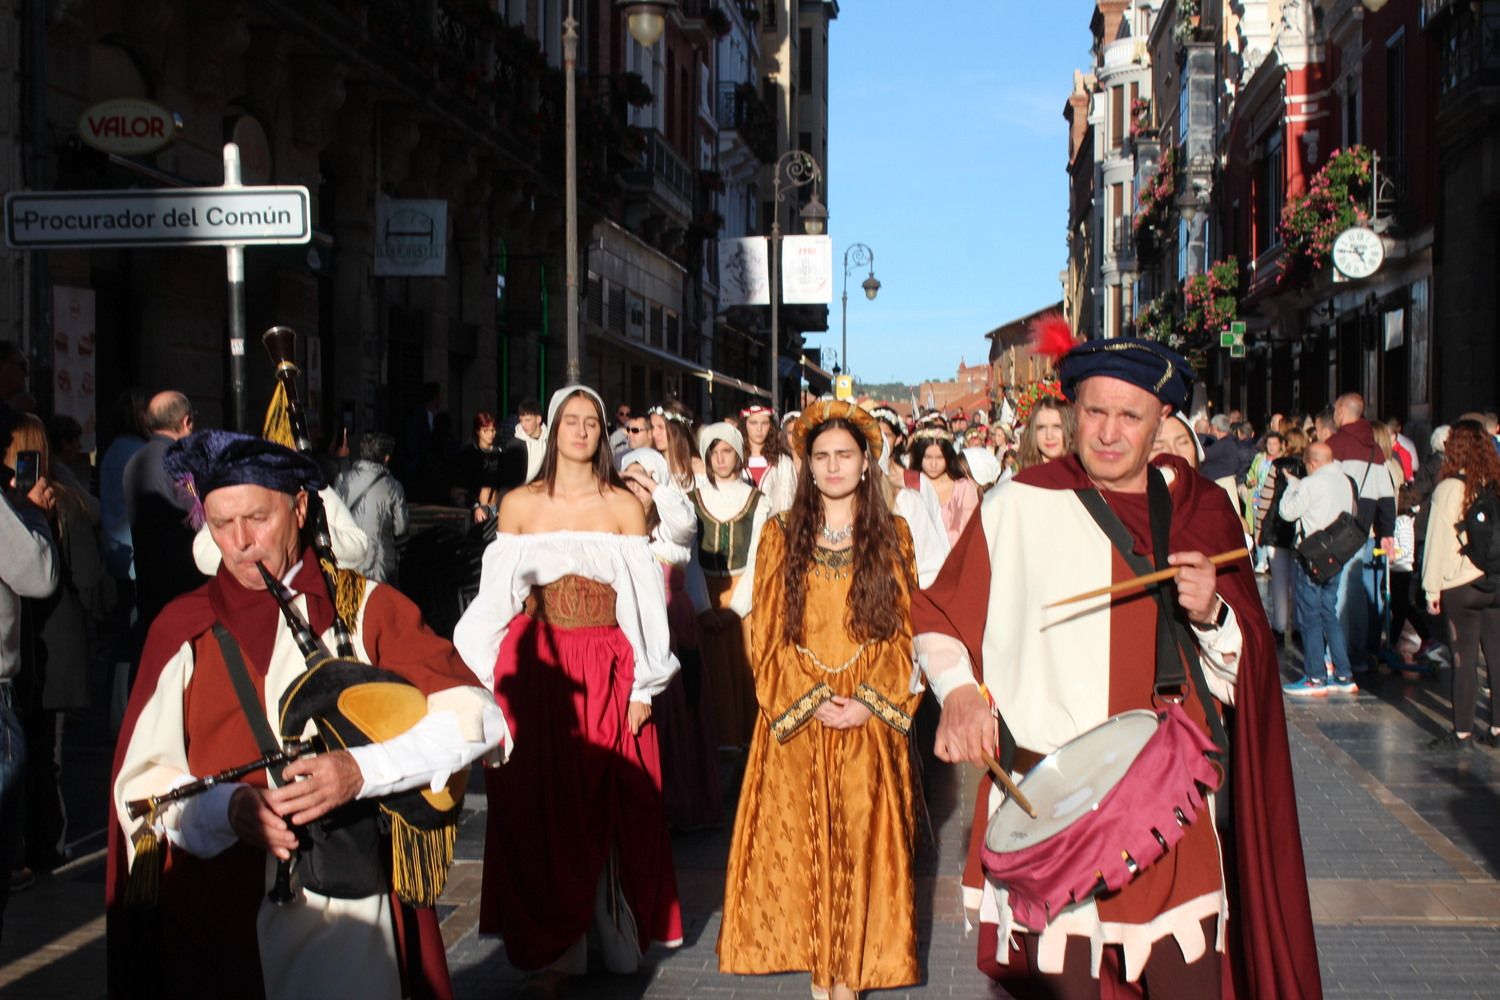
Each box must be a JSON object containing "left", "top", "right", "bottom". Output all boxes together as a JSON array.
[
  {"left": 0, "top": 0, "right": 835, "bottom": 461},
  {"left": 1068, "top": 0, "right": 1469, "bottom": 425}
]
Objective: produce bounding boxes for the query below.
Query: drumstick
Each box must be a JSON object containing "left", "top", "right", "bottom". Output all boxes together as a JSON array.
[
  {"left": 1044, "top": 548, "right": 1251, "bottom": 609},
  {"left": 981, "top": 751, "right": 1037, "bottom": 819}
]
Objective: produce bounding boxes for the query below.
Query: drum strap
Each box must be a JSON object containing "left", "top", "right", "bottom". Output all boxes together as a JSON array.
[
  {"left": 212, "top": 625, "right": 287, "bottom": 788},
  {"left": 1074, "top": 470, "right": 1230, "bottom": 759}
]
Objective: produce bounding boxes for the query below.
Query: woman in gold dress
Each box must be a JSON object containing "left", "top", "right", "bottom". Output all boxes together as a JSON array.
[{"left": 718, "top": 400, "right": 922, "bottom": 1000}]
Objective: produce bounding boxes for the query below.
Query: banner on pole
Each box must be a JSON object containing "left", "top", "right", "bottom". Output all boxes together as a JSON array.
[
  {"left": 52, "top": 286, "right": 97, "bottom": 451},
  {"left": 781, "top": 235, "right": 833, "bottom": 304},
  {"left": 374, "top": 199, "right": 448, "bottom": 277},
  {"left": 717, "top": 237, "right": 769, "bottom": 307}
]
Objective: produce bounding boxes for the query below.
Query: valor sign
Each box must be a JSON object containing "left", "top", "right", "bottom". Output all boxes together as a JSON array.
[
  {"left": 4, "top": 187, "right": 311, "bottom": 248},
  {"left": 77, "top": 98, "right": 181, "bottom": 156}
]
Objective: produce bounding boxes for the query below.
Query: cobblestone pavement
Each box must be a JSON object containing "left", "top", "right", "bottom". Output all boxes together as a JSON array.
[{"left": 2, "top": 634, "right": 1498, "bottom": 998}]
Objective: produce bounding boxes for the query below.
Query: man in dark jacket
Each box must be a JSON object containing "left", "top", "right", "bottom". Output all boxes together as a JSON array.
[
  {"left": 123, "top": 391, "right": 206, "bottom": 635},
  {"left": 1326, "top": 392, "right": 1397, "bottom": 670}
]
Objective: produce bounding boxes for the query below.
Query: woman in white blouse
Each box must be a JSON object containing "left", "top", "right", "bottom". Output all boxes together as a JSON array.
[
  {"left": 452, "top": 386, "right": 683, "bottom": 982},
  {"left": 619, "top": 446, "right": 723, "bottom": 830}
]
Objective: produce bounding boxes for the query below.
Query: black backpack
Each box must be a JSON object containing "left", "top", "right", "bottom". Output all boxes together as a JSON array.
[{"left": 1459, "top": 487, "right": 1500, "bottom": 580}]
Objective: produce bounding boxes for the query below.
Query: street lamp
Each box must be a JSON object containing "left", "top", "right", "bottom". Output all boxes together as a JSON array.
[
  {"left": 768, "top": 149, "right": 824, "bottom": 414},
  {"left": 839, "top": 243, "right": 879, "bottom": 376},
  {"left": 561, "top": 2, "right": 677, "bottom": 383},
  {"left": 618, "top": 1, "right": 676, "bottom": 46}
]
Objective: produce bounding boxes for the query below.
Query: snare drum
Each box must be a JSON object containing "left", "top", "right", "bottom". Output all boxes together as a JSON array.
[{"left": 980, "top": 703, "right": 1221, "bottom": 931}]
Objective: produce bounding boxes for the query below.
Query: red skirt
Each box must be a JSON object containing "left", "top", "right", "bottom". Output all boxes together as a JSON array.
[
  {"left": 481, "top": 614, "right": 682, "bottom": 970},
  {"left": 655, "top": 563, "right": 725, "bottom": 830}
]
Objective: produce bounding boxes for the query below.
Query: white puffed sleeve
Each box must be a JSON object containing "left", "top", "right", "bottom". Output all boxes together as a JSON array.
[
  {"left": 653, "top": 484, "right": 699, "bottom": 549},
  {"left": 616, "top": 538, "right": 681, "bottom": 703},
  {"left": 452, "top": 537, "right": 528, "bottom": 689},
  {"left": 1190, "top": 602, "right": 1242, "bottom": 707},
  {"left": 760, "top": 456, "right": 798, "bottom": 515},
  {"left": 728, "top": 497, "right": 772, "bottom": 617},
  {"left": 895, "top": 488, "right": 952, "bottom": 589},
  {"left": 911, "top": 632, "right": 980, "bottom": 702}
]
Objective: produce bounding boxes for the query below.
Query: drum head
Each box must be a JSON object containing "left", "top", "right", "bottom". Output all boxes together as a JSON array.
[{"left": 985, "top": 710, "right": 1160, "bottom": 853}]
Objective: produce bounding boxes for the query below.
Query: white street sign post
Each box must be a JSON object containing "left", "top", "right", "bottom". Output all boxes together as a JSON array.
[{"left": 3, "top": 144, "right": 312, "bottom": 432}]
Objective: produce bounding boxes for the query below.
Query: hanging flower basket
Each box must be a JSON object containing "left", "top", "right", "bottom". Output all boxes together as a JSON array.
[
  {"left": 1278, "top": 145, "right": 1374, "bottom": 288},
  {"left": 1181, "top": 256, "right": 1240, "bottom": 343},
  {"left": 1129, "top": 97, "right": 1152, "bottom": 138},
  {"left": 1133, "top": 146, "right": 1174, "bottom": 261},
  {"left": 1136, "top": 289, "right": 1180, "bottom": 345}
]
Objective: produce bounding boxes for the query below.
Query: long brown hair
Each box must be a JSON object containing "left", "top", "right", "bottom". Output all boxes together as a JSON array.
[
  {"left": 537, "top": 389, "right": 625, "bottom": 495},
  {"left": 780, "top": 418, "right": 916, "bottom": 647},
  {"left": 1017, "top": 397, "right": 1076, "bottom": 470},
  {"left": 1441, "top": 420, "right": 1500, "bottom": 509},
  {"left": 651, "top": 398, "right": 697, "bottom": 488},
  {"left": 745, "top": 409, "right": 789, "bottom": 465}
]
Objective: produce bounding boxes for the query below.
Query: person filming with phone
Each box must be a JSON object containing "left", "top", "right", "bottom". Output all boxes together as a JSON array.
[{"left": 0, "top": 411, "right": 59, "bottom": 944}]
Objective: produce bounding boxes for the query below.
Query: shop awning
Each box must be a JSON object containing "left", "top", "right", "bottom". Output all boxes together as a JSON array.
[{"left": 595, "top": 330, "right": 770, "bottom": 400}]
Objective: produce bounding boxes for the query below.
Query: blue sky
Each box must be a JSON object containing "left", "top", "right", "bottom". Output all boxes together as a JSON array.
[{"left": 824, "top": 1, "right": 1091, "bottom": 385}]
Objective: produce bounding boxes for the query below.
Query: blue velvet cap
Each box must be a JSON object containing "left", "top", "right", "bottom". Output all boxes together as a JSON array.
[
  {"left": 164, "top": 430, "right": 325, "bottom": 500},
  {"left": 1056, "top": 337, "right": 1194, "bottom": 413}
]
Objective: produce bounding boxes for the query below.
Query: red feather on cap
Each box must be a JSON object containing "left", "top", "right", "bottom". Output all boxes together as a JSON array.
[{"left": 1029, "top": 313, "right": 1078, "bottom": 361}]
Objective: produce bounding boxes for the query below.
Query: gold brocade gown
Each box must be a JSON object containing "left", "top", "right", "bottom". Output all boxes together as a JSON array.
[{"left": 717, "top": 516, "right": 922, "bottom": 992}]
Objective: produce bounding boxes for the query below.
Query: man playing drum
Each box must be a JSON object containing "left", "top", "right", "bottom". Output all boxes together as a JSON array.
[{"left": 912, "top": 336, "right": 1321, "bottom": 999}]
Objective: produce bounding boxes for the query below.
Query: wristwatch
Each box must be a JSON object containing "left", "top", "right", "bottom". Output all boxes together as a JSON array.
[{"left": 1190, "top": 595, "right": 1229, "bottom": 631}]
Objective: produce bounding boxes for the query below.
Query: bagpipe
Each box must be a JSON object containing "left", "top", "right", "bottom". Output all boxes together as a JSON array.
[
  {"left": 126, "top": 327, "right": 464, "bottom": 911},
  {"left": 261, "top": 325, "right": 467, "bottom": 907}
]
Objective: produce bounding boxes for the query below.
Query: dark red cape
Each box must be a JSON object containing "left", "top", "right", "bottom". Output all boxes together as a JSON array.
[
  {"left": 104, "top": 553, "right": 453, "bottom": 999},
  {"left": 911, "top": 454, "right": 1322, "bottom": 1000}
]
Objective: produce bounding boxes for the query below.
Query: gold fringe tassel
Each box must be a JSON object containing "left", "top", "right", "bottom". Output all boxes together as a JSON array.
[
  {"left": 124, "top": 828, "right": 163, "bottom": 909},
  {"left": 262, "top": 381, "right": 296, "bottom": 449},
  {"left": 324, "top": 565, "right": 366, "bottom": 637},
  {"left": 387, "top": 811, "right": 458, "bottom": 907}
]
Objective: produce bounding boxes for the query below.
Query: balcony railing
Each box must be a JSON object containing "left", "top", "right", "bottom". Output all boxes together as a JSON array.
[
  {"left": 624, "top": 128, "right": 694, "bottom": 206},
  {"left": 716, "top": 82, "right": 777, "bottom": 163},
  {"left": 1428, "top": 0, "right": 1500, "bottom": 97}
]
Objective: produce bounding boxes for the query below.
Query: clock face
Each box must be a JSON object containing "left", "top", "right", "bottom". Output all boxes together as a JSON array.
[{"left": 1332, "top": 227, "right": 1385, "bottom": 279}]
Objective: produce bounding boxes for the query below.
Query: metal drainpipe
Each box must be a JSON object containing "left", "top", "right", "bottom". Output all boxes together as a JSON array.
[
  {"left": 538, "top": 262, "right": 549, "bottom": 403},
  {"left": 496, "top": 239, "right": 509, "bottom": 418},
  {"left": 24, "top": 0, "right": 48, "bottom": 384}
]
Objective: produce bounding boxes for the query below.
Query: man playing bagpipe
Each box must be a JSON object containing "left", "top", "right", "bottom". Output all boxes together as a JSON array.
[{"left": 106, "top": 430, "right": 510, "bottom": 999}]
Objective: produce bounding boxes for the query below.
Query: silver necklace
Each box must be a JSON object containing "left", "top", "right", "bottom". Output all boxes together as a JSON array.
[{"left": 821, "top": 522, "right": 854, "bottom": 544}]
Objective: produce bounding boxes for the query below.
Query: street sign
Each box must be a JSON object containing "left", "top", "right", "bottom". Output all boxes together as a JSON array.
[
  {"left": 835, "top": 374, "right": 853, "bottom": 401},
  {"left": 1222, "top": 320, "right": 1246, "bottom": 359},
  {"left": 4, "top": 187, "right": 311, "bottom": 249}
]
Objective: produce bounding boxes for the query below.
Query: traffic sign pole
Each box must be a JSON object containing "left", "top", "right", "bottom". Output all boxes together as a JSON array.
[
  {"left": 3, "top": 144, "right": 312, "bottom": 432},
  {"left": 224, "top": 143, "right": 248, "bottom": 433}
]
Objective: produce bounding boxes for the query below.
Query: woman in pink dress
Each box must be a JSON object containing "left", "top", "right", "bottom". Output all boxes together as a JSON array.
[{"left": 907, "top": 427, "right": 979, "bottom": 545}]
